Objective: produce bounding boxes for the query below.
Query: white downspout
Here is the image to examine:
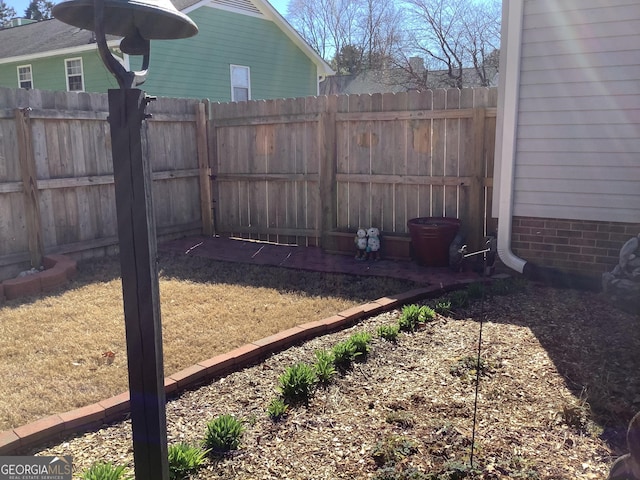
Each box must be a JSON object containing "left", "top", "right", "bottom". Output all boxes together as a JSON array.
[{"left": 495, "top": 0, "right": 527, "bottom": 274}]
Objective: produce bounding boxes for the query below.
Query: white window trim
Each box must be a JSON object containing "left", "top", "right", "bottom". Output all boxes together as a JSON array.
[
  {"left": 65, "top": 57, "right": 85, "bottom": 92},
  {"left": 230, "top": 64, "right": 251, "bottom": 102},
  {"left": 17, "top": 64, "right": 33, "bottom": 89}
]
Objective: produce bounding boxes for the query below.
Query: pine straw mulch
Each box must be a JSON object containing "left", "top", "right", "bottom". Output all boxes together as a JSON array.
[{"left": 35, "top": 282, "right": 639, "bottom": 479}]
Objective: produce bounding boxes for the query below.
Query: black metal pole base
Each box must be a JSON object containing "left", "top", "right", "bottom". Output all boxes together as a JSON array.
[{"left": 107, "top": 88, "right": 169, "bottom": 480}]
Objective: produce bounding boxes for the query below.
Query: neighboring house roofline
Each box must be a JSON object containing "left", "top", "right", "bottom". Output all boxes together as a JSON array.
[
  {"left": 0, "top": 40, "right": 120, "bottom": 65},
  {"left": 181, "top": 0, "right": 335, "bottom": 78}
]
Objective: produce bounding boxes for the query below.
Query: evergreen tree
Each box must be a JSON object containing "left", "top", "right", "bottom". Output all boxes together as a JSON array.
[
  {"left": 24, "top": 0, "right": 54, "bottom": 20},
  {"left": 0, "top": 1, "right": 16, "bottom": 27}
]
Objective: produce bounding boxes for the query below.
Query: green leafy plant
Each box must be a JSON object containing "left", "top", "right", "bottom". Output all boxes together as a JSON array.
[
  {"left": 372, "top": 434, "right": 419, "bottom": 467},
  {"left": 399, "top": 305, "right": 434, "bottom": 332},
  {"left": 313, "top": 350, "right": 337, "bottom": 385},
  {"left": 266, "top": 397, "right": 289, "bottom": 421},
  {"left": 398, "top": 304, "right": 422, "bottom": 332},
  {"left": 168, "top": 443, "right": 209, "bottom": 480},
  {"left": 490, "top": 277, "right": 527, "bottom": 296},
  {"left": 377, "top": 324, "right": 400, "bottom": 342},
  {"left": 331, "top": 339, "right": 361, "bottom": 371},
  {"left": 81, "top": 463, "right": 132, "bottom": 480},
  {"left": 385, "top": 410, "right": 415, "bottom": 428},
  {"left": 433, "top": 299, "right": 452, "bottom": 315},
  {"left": 448, "top": 290, "right": 469, "bottom": 309},
  {"left": 349, "top": 331, "right": 372, "bottom": 358},
  {"left": 373, "top": 465, "right": 428, "bottom": 480},
  {"left": 203, "top": 414, "right": 245, "bottom": 453},
  {"left": 278, "top": 362, "right": 316, "bottom": 403},
  {"left": 450, "top": 355, "right": 498, "bottom": 383},
  {"left": 466, "top": 281, "right": 486, "bottom": 299},
  {"left": 419, "top": 305, "right": 436, "bottom": 322}
]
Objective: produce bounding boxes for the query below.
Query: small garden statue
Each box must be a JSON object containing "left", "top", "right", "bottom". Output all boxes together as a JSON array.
[
  {"left": 607, "top": 411, "right": 640, "bottom": 480},
  {"left": 355, "top": 228, "right": 368, "bottom": 261},
  {"left": 366, "top": 227, "right": 381, "bottom": 261}
]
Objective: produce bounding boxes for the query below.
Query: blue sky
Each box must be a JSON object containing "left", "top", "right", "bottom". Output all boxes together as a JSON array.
[{"left": 8, "top": 0, "right": 290, "bottom": 18}]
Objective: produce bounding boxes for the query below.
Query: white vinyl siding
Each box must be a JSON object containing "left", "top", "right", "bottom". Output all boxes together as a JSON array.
[
  {"left": 17, "top": 64, "right": 32, "bottom": 89},
  {"left": 65, "top": 57, "right": 84, "bottom": 92},
  {"left": 509, "top": 0, "right": 640, "bottom": 223}
]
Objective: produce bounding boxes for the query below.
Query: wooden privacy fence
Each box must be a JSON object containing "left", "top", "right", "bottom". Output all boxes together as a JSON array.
[
  {"left": 0, "top": 86, "right": 496, "bottom": 281},
  {"left": 0, "top": 87, "right": 205, "bottom": 281},
  {"left": 210, "top": 88, "right": 497, "bottom": 253}
]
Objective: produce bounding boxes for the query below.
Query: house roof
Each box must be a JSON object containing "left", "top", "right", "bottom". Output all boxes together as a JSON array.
[
  {"left": 0, "top": 19, "right": 119, "bottom": 62},
  {"left": 0, "top": 0, "right": 334, "bottom": 77}
]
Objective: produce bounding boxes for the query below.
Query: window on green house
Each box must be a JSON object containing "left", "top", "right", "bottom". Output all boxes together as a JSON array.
[
  {"left": 231, "top": 65, "right": 250, "bottom": 102},
  {"left": 65, "top": 58, "right": 84, "bottom": 92},
  {"left": 17, "top": 65, "right": 33, "bottom": 89}
]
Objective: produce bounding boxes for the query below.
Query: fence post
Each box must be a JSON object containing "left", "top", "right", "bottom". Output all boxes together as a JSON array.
[
  {"left": 318, "top": 95, "right": 337, "bottom": 248},
  {"left": 196, "top": 102, "right": 213, "bottom": 236},
  {"left": 15, "top": 107, "right": 44, "bottom": 268}
]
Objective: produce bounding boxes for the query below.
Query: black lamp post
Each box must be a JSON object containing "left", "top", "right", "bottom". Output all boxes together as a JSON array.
[{"left": 52, "top": 1, "right": 197, "bottom": 478}]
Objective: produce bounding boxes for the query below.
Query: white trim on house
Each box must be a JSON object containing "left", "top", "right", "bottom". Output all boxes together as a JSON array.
[
  {"left": 64, "top": 57, "right": 84, "bottom": 92},
  {"left": 16, "top": 64, "right": 33, "bottom": 89},
  {"left": 230, "top": 64, "right": 251, "bottom": 101},
  {"left": 0, "top": 40, "right": 120, "bottom": 65},
  {"left": 200, "top": 0, "right": 264, "bottom": 18}
]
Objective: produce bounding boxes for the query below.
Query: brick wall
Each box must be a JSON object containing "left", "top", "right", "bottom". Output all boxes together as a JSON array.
[{"left": 510, "top": 216, "right": 640, "bottom": 277}]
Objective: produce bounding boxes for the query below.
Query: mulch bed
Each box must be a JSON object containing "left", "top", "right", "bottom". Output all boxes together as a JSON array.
[{"left": 35, "top": 282, "right": 639, "bottom": 479}]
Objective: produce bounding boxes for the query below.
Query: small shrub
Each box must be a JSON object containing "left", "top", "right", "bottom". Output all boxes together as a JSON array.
[
  {"left": 440, "top": 460, "right": 481, "bottom": 479},
  {"left": 490, "top": 277, "right": 527, "bottom": 296},
  {"left": 419, "top": 305, "right": 436, "bottom": 322},
  {"left": 450, "top": 355, "right": 498, "bottom": 383},
  {"left": 399, "top": 305, "right": 435, "bottom": 332},
  {"left": 398, "top": 304, "right": 422, "bottom": 332},
  {"left": 466, "top": 282, "right": 486, "bottom": 299},
  {"left": 385, "top": 411, "right": 415, "bottom": 428},
  {"left": 433, "top": 299, "right": 452, "bottom": 315},
  {"left": 266, "top": 397, "right": 289, "bottom": 421},
  {"left": 349, "top": 331, "right": 372, "bottom": 358},
  {"left": 373, "top": 464, "right": 428, "bottom": 480},
  {"left": 372, "top": 435, "right": 419, "bottom": 467},
  {"left": 81, "top": 463, "right": 132, "bottom": 480},
  {"left": 168, "top": 443, "right": 208, "bottom": 480},
  {"left": 377, "top": 324, "right": 400, "bottom": 342},
  {"left": 203, "top": 414, "right": 245, "bottom": 453},
  {"left": 332, "top": 339, "right": 360, "bottom": 370},
  {"left": 313, "top": 350, "right": 337, "bottom": 385},
  {"left": 278, "top": 362, "right": 316, "bottom": 403},
  {"left": 448, "top": 290, "right": 469, "bottom": 309}
]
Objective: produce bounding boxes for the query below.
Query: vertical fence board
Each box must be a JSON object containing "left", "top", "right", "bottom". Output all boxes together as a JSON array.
[
  {"left": 431, "top": 89, "right": 447, "bottom": 217},
  {"left": 444, "top": 89, "right": 461, "bottom": 219}
]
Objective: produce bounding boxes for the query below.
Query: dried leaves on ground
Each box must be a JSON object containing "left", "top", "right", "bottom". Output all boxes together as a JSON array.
[{"left": 36, "top": 282, "right": 640, "bottom": 479}]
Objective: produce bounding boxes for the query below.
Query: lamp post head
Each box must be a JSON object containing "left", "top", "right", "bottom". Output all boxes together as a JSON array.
[
  {"left": 53, "top": 0, "right": 197, "bottom": 87},
  {"left": 52, "top": 0, "right": 197, "bottom": 41}
]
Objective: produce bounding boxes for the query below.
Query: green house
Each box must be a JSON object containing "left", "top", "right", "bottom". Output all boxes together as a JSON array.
[{"left": 0, "top": 0, "right": 334, "bottom": 100}]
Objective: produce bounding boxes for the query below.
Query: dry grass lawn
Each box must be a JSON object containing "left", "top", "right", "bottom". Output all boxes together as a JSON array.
[{"left": 0, "top": 254, "right": 418, "bottom": 431}]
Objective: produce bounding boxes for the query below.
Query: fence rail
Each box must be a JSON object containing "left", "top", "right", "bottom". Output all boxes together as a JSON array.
[{"left": 0, "top": 86, "right": 497, "bottom": 281}]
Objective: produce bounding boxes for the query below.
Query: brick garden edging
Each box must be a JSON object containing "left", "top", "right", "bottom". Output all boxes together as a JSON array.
[
  {"left": 0, "top": 255, "right": 77, "bottom": 301},
  {"left": 0, "top": 281, "right": 473, "bottom": 455}
]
